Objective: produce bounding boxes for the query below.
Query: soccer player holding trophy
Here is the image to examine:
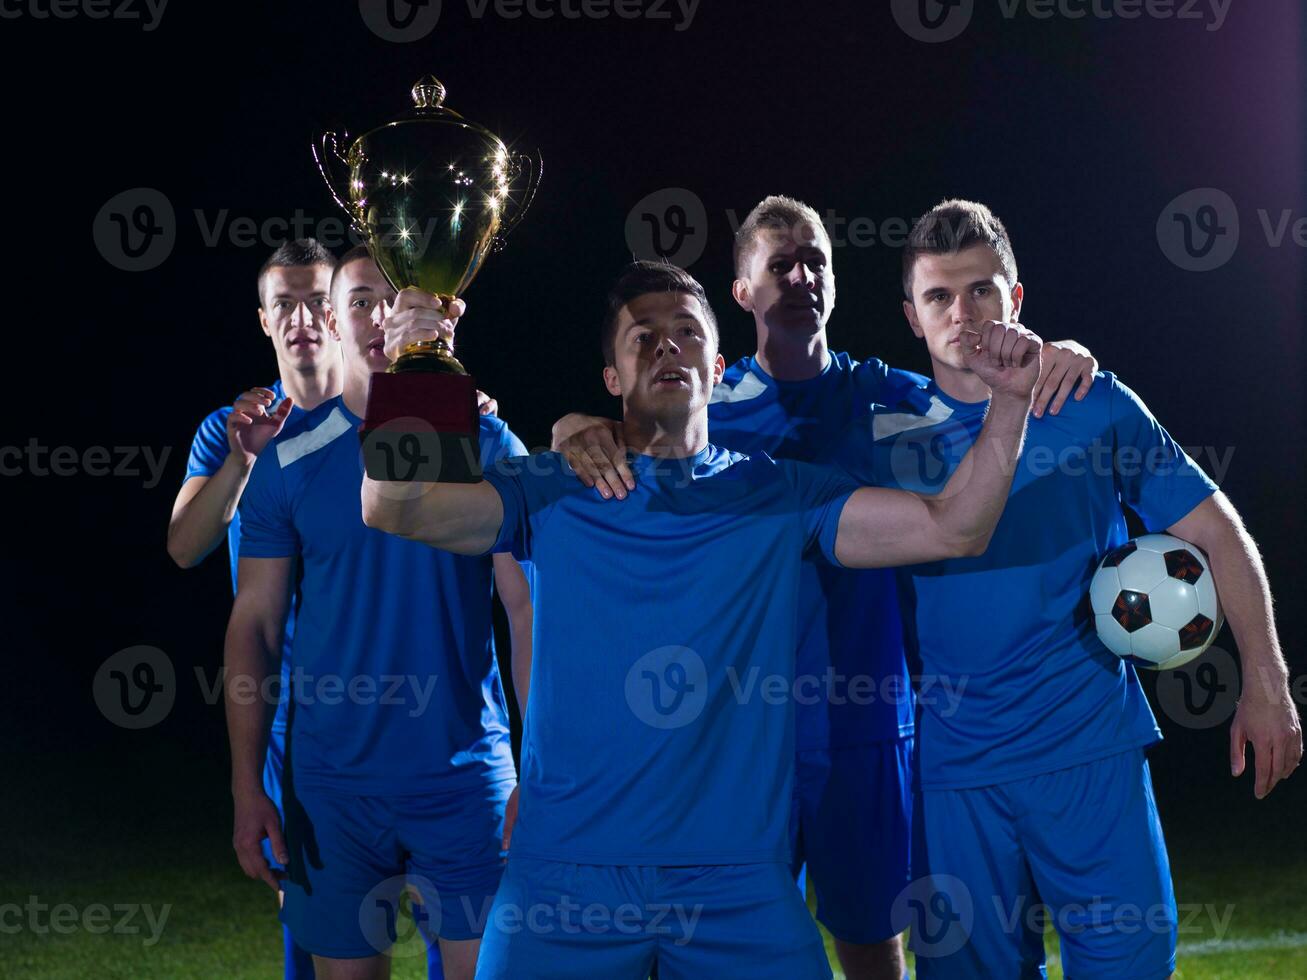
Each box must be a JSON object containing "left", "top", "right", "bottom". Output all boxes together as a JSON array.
[
  {"left": 222, "top": 79, "right": 536, "bottom": 980},
  {"left": 361, "top": 256, "right": 1044, "bottom": 978}
]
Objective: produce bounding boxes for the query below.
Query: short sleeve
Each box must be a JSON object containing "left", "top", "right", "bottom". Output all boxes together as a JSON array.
[
  {"left": 479, "top": 454, "right": 546, "bottom": 562},
  {"left": 237, "top": 447, "right": 299, "bottom": 559},
  {"left": 184, "top": 408, "right": 231, "bottom": 483},
  {"left": 778, "top": 459, "right": 859, "bottom": 566},
  {"left": 1110, "top": 376, "right": 1217, "bottom": 529},
  {"left": 479, "top": 417, "right": 529, "bottom": 469}
]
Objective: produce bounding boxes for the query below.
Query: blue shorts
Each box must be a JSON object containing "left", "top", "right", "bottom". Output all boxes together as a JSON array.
[
  {"left": 475, "top": 858, "right": 831, "bottom": 979},
  {"left": 281, "top": 775, "right": 514, "bottom": 959},
  {"left": 789, "top": 739, "right": 913, "bottom": 945},
  {"left": 908, "top": 748, "right": 1177, "bottom": 980}
]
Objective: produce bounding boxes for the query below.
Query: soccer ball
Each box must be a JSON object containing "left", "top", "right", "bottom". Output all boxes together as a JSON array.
[{"left": 1090, "top": 533, "right": 1224, "bottom": 670}]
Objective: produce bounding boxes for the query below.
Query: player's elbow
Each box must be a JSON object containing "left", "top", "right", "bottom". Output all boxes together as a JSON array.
[
  {"left": 166, "top": 527, "right": 199, "bottom": 569},
  {"left": 360, "top": 484, "right": 404, "bottom": 536}
]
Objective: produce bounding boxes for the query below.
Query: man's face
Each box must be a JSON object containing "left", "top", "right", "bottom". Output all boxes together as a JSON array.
[
  {"left": 903, "top": 243, "right": 1022, "bottom": 372},
  {"left": 328, "top": 258, "right": 398, "bottom": 374},
  {"left": 733, "top": 221, "right": 836, "bottom": 336},
  {"left": 603, "top": 290, "right": 725, "bottom": 425},
  {"left": 259, "top": 264, "right": 337, "bottom": 369}
]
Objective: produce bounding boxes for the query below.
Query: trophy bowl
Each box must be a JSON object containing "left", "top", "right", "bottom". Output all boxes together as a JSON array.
[{"left": 314, "top": 74, "right": 539, "bottom": 373}]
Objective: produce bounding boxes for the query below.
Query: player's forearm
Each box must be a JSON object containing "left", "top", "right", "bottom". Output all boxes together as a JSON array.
[
  {"left": 1181, "top": 497, "right": 1289, "bottom": 690},
  {"left": 361, "top": 474, "right": 502, "bottom": 555},
  {"left": 223, "top": 611, "right": 279, "bottom": 798},
  {"left": 927, "top": 393, "right": 1031, "bottom": 551},
  {"left": 168, "top": 454, "right": 253, "bottom": 568},
  {"left": 507, "top": 601, "right": 533, "bottom": 712}
]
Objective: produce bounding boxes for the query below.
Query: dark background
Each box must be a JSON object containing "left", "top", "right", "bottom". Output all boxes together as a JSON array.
[{"left": 1, "top": 0, "right": 1302, "bottom": 891}]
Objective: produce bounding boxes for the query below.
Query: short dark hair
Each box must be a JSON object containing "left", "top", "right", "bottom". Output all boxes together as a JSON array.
[
  {"left": 256, "top": 238, "right": 336, "bottom": 306},
  {"left": 329, "top": 244, "right": 377, "bottom": 303},
  {"left": 732, "top": 195, "right": 828, "bottom": 278},
  {"left": 601, "top": 260, "right": 719, "bottom": 367},
  {"left": 902, "top": 199, "right": 1018, "bottom": 299}
]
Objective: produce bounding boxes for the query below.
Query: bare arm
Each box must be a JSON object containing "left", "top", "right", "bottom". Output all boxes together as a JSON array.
[
  {"left": 224, "top": 555, "right": 294, "bottom": 889},
  {"left": 1169, "top": 493, "right": 1303, "bottom": 797},
  {"left": 493, "top": 553, "right": 533, "bottom": 712},
  {"left": 835, "top": 393, "right": 1032, "bottom": 567},
  {"left": 168, "top": 390, "right": 294, "bottom": 568},
  {"left": 167, "top": 461, "right": 252, "bottom": 568},
  {"left": 361, "top": 473, "right": 505, "bottom": 555},
  {"left": 835, "top": 321, "right": 1040, "bottom": 568}
]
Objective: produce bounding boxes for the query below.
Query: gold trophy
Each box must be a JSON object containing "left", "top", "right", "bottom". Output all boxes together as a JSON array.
[{"left": 313, "top": 75, "right": 539, "bottom": 481}]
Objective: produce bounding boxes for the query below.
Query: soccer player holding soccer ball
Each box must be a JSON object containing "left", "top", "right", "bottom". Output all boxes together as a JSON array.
[
  {"left": 223, "top": 245, "right": 532, "bottom": 980},
  {"left": 362, "top": 260, "right": 1042, "bottom": 979},
  {"left": 553, "top": 196, "right": 1098, "bottom": 980},
  {"left": 835, "top": 200, "right": 1302, "bottom": 978}
]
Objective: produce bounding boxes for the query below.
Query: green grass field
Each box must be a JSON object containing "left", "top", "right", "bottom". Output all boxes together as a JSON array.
[{"left": 4, "top": 741, "right": 1303, "bottom": 978}]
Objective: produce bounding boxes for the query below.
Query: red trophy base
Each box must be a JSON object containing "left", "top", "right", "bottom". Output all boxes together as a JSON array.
[{"left": 359, "top": 371, "right": 482, "bottom": 483}]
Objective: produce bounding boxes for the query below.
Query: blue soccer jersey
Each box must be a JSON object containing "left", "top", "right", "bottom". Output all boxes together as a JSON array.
[
  {"left": 708, "top": 353, "right": 924, "bottom": 748},
  {"left": 837, "top": 372, "right": 1218, "bottom": 789},
  {"left": 239, "top": 396, "right": 522, "bottom": 794},
  {"left": 483, "top": 447, "right": 856, "bottom": 865},
  {"left": 184, "top": 379, "right": 298, "bottom": 735}
]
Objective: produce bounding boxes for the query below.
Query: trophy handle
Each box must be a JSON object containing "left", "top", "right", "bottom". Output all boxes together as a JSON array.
[
  {"left": 312, "top": 131, "right": 364, "bottom": 234},
  {"left": 492, "top": 150, "right": 542, "bottom": 251}
]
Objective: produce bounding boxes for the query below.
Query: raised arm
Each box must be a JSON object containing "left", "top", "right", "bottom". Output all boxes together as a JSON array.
[
  {"left": 224, "top": 554, "right": 295, "bottom": 890},
  {"left": 167, "top": 390, "right": 293, "bottom": 568},
  {"left": 1169, "top": 493, "right": 1303, "bottom": 798},
  {"left": 836, "top": 321, "right": 1040, "bottom": 568},
  {"left": 361, "top": 473, "right": 505, "bottom": 555}
]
